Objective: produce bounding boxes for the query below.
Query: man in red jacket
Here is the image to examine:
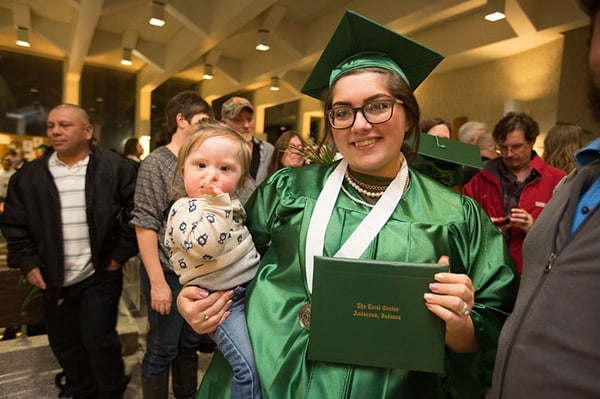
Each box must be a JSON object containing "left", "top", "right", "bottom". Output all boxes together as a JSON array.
[{"left": 463, "top": 112, "right": 565, "bottom": 273}]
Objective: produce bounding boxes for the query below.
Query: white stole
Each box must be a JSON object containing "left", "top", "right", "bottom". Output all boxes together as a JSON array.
[{"left": 304, "top": 158, "right": 408, "bottom": 293}]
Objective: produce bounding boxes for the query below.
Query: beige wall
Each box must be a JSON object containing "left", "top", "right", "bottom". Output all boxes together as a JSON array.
[
  {"left": 415, "top": 39, "right": 564, "bottom": 141},
  {"left": 557, "top": 25, "right": 600, "bottom": 137}
]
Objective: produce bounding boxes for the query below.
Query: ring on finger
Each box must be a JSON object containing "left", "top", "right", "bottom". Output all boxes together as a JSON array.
[
  {"left": 461, "top": 301, "right": 470, "bottom": 316},
  {"left": 203, "top": 310, "right": 210, "bottom": 321}
]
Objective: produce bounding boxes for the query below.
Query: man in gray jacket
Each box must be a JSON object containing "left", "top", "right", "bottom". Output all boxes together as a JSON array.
[{"left": 491, "top": 1, "right": 600, "bottom": 397}]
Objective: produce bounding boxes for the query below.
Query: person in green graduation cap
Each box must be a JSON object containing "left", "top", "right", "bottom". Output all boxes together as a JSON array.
[{"left": 177, "top": 10, "right": 519, "bottom": 399}]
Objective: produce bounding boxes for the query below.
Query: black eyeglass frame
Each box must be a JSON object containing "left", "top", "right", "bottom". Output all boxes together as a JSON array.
[{"left": 327, "top": 98, "right": 404, "bottom": 129}]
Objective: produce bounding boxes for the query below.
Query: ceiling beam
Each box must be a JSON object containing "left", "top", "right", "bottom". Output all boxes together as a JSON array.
[
  {"left": 12, "top": 3, "right": 31, "bottom": 29},
  {"left": 137, "top": 0, "right": 276, "bottom": 91},
  {"left": 121, "top": 29, "right": 137, "bottom": 49},
  {"left": 67, "top": 0, "right": 103, "bottom": 75},
  {"left": 260, "top": 4, "right": 287, "bottom": 33},
  {"left": 505, "top": 0, "right": 536, "bottom": 37}
]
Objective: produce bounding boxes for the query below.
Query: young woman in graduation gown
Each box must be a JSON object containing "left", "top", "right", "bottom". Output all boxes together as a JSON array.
[{"left": 177, "top": 11, "right": 519, "bottom": 399}]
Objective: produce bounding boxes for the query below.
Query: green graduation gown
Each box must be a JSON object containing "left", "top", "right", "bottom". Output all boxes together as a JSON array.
[{"left": 197, "top": 161, "right": 519, "bottom": 399}]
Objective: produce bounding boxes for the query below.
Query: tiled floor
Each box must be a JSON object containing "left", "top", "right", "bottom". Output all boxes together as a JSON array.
[
  {"left": 0, "top": 300, "right": 214, "bottom": 399},
  {"left": 0, "top": 250, "right": 215, "bottom": 398}
]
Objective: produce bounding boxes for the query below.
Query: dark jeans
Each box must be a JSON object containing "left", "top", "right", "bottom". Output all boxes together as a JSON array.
[
  {"left": 44, "top": 269, "right": 128, "bottom": 399},
  {"left": 140, "top": 266, "right": 201, "bottom": 377}
]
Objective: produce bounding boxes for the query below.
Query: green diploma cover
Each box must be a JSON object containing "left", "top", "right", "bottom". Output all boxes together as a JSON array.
[{"left": 307, "top": 256, "right": 448, "bottom": 373}]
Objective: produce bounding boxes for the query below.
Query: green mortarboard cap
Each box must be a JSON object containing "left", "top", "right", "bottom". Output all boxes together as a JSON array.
[
  {"left": 417, "top": 133, "right": 483, "bottom": 169},
  {"left": 301, "top": 10, "right": 444, "bottom": 99}
]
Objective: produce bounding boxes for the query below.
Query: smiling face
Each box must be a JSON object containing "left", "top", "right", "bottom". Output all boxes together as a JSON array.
[
  {"left": 181, "top": 135, "right": 244, "bottom": 198},
  {"left": 329, "top": 71, "right": 408, "bottom": 177},
  {"left": 281, "top": 135, "right": 305, "bottom": 168}
]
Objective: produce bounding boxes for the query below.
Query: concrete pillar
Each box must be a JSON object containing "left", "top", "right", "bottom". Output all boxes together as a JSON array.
[{"left": 63, "top": 71, "right": 80, "bottom": 105}]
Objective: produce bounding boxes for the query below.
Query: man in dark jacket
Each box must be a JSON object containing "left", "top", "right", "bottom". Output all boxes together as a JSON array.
[
  {"left": 0, "top": 104, "right": 138, "bottom": 398},
  {"left": 491, "top": 1, "right": 600, "bottom": 397}
]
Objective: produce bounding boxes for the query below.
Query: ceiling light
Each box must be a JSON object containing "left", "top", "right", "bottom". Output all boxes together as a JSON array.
[
  {"left": 484, "top": 0, "right": 506, "bottom": 22},
  {"left": 203, "top": 64, "right": 213, "bottom": 80},
  {"left": 16, "top": 26, "right": 30, "bottom": 47},
  {"left": 149, "top": 1, "right": 166, "bottom": 27},
  {"left": 256, "top": 29, "right": 270, "bottom": 51},
  {"left": 269, "top": 76, "right": 280, "bottom": 91},
  {"left": 121, "top": 48, "right": 133, "bottom": 66},
  {"left": 484, "top": 11, "right": 505, "bottom": 21}
]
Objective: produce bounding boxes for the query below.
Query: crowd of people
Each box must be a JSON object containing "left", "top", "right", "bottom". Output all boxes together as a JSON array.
[{"left": 0, "top": 1, "right": 599, "bottom": 398}]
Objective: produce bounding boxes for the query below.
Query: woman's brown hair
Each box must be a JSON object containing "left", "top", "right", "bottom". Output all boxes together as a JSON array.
[{"left": 543, "top": 123, "right": 588, "bottom": 173}]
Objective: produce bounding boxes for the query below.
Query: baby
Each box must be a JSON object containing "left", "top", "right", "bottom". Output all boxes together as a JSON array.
[{"left": 165, "top": 120, "right": 261, "bottom": 399}]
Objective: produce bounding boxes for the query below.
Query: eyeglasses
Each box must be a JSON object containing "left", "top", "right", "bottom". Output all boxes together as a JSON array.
[
  {"left": 327, "top": 99, "right": 404, "bottom": 129},
  {"left": 495, "top": 142, "right": 529, "bottom": 154}
]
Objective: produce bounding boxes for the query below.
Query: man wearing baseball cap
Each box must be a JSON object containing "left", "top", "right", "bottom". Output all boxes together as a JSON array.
[
  {"left": 491, "top": 1, "right": 600, "bottom": 397},
  {"left": 221, "top": 96, "right": 274, "bottom": 204}
]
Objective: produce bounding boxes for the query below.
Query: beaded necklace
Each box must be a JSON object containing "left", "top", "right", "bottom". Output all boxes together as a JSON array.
[
  {"left": 341, "top": 185, "right": 375, "bottom": 208},
  {"left": 344, "top": 170, "right": 387, "bottom": 198},
  {"left": 342, "top": 172, "right": 410, "bottom": 208}
]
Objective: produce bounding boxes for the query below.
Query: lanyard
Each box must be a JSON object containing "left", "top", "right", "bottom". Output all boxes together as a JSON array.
[{"left": 304, "top": 158, "right": 408, "bottom": 293}]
